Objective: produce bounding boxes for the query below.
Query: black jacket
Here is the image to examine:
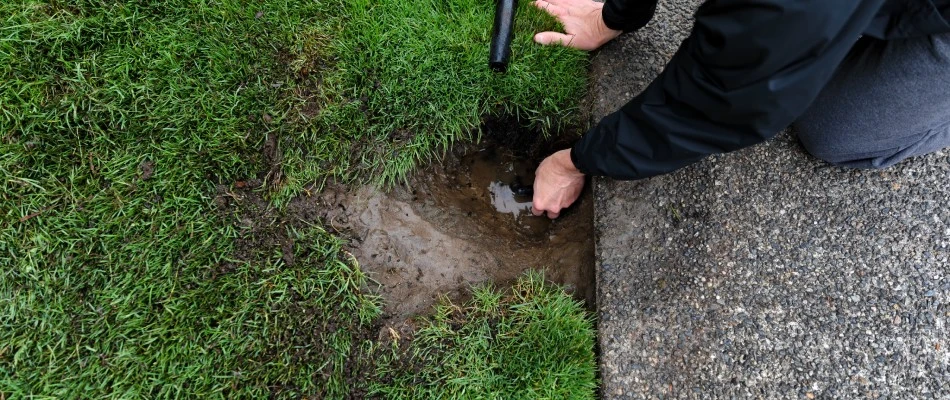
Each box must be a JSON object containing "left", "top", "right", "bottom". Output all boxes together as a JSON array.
[{"left": 571, "top": 0, "right": 950, "bottom": 179}]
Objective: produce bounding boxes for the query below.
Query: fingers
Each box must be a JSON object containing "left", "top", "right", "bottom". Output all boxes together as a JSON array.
[
  {"left": 531, "top": 0, "right": 580, "bottom": 48},
  {"left": 531, "top": 0, "right": 566, "bottom": 17},
  {"left": 531, "top": 206, "right": 561, "bottom": 219},
  {"left": 531, "top": 205, "right": 544, "bottom": 217},
  {"left": 534, "top": 31, "right": 575, "bottom": 47},
  {"left": 531, "top": 201, "right": 563, "bottom": 219}
]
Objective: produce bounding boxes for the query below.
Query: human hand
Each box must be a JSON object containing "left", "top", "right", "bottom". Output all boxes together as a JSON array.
[
  {"left": 531, "top": 149, "right": 585, "bottom": 219},
  {"left": 532, "top": 0, "right": 622, "bottom": 51}
]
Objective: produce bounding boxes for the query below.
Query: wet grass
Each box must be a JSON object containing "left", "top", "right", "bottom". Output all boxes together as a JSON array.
[
  {"left": 373, "top": 272, "right": 597, "bottom": 399},
  {"left": 1, "top": 0, "right": 593, "bottom": 397},
  {"left": 2, "top": 1, "right": 378, "bottom": 396},
  {"left": 278, "top": 0, "right": 588, "bottom": 196}
]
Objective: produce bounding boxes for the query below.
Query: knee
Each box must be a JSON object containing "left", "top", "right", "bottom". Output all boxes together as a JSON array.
[
  {"left": 792, "top": 120, "right": 950, "bottom": 169},
  {"left": 793, "top": 124, "right": 835, "bottom": 164},
  {"left": 792, "top": 121, "right": 854, "bottom": 166},
  {"left": 792, "top": 122, "right": 898, "bottom": 169}
]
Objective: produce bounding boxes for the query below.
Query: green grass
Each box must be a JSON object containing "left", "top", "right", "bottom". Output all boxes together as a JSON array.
[
  {"left": 279, "top": 0, "right": 588, "bottom": 193},
  {"left": 1, "top": 0, "right": 593, "bottom": 398},
  {"left": 373, "top": 272, "right": 597, "bottom": 399}
]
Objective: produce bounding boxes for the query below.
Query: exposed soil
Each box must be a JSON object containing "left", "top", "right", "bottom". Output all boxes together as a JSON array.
[
  {"left": 288, "top": 121, "right": 596, "bottom": 323},
  {"left": 224, "top": 117, "right": 594, "bottom": 331},
  {"left": 217, "top": 117, "right": 595, "bottom": 396}
]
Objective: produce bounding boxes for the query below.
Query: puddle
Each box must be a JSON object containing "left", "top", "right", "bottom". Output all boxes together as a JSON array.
[
  {"left": 289, "top": 127, "right": 595, "bottom": 323},
  {"left": 458, "top": 146, "right": 550, "bottom": 237}
]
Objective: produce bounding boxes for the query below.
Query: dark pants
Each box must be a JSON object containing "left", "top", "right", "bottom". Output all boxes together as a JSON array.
[{"left": 794, "top": 33, "right": 950, "bottom": 169}]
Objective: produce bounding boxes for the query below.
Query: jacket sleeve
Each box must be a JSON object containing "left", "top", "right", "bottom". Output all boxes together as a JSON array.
[
  {"left": 602, "top": 0, "right": 660, "bottom": 32},
  {"left": 572, "top": 0, "right": 886, "bottom": 179}
]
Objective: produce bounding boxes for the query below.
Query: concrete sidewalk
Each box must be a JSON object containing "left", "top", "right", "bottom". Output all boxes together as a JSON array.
[{"left": 590, "top": 1, "right": 950, "bottom": 398}]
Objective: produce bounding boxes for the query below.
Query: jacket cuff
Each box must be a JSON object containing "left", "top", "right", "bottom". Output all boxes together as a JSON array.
[
  {"left": 602, "top": 0, "right": 659, "bottom": 33},
  {"left": 570, "top": 141, "right": 591, "bottom": 176}
]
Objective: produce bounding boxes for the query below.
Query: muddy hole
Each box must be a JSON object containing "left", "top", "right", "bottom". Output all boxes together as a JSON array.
[{"left": 290, "top": 120, "right": 595, "bottom": 323}]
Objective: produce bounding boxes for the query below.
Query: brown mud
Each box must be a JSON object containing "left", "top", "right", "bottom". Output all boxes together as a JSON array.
[
  {"left": 217, "top": 118, "right": 595, "bottom": 395},
  {"left": 288, "top": 122, "right": 596, "bottom": 323}
]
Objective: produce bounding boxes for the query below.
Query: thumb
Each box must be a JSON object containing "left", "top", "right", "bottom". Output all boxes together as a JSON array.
[
  {"left": 531, "top": 205, "right": 545, "bottom": 217},
  {"left": 534, "top": 31, "right": 574, "bottom": 47}
]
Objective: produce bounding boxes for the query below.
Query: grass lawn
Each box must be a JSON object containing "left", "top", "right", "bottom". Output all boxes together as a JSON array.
[
  {"left": 1, "top": 0, "right": 594, "bottom": 398},
  {"left": 373, "top": 272, "right": 596, "bottom": 399}
]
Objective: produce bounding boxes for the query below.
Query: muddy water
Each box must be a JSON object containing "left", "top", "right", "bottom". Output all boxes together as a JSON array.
[
  {"left": 293, "top": 142, "right": 595, "bottom": 322},
  {"left": 458, "top": 146, "right": 550, "bottom": 236}
]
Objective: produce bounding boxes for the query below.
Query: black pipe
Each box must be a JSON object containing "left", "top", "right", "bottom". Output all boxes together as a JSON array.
[
  {"left": 489, "top": 0, "right": 517, "bottom": 72},
  {"left": 510, "top": 183, "right": 534, "bottom": 198},
  {"left": 510, "top": 176, "right": 533, "bottom": 198}
]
